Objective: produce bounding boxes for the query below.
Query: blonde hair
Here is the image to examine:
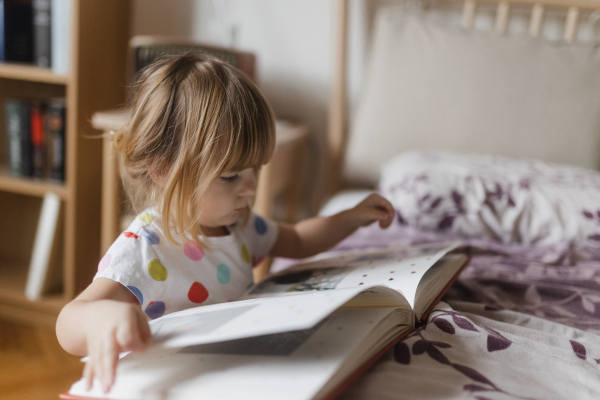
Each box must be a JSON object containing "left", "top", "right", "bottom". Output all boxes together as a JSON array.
[{"left": 114, "top": 52, "right": 276, "bottom": 245}]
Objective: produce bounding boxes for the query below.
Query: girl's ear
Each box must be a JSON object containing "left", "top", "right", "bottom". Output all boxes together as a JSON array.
[{"left": 149, "top": 160, "right": 169, "bottom": 187}]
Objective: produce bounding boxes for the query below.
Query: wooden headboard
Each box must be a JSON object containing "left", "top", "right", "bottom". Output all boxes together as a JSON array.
[{"left": 327, "top": 0, "right": 600, "bottom": 195}]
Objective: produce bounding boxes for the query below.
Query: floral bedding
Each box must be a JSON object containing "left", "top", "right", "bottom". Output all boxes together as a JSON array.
[
  {"left": 379, "top": 150, "right": 600, "bottom": 245},
  {"left": 325, "top": 223, "right": 600, "bottom": 400}
]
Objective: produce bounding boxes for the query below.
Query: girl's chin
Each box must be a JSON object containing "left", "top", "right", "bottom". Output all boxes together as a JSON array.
[{"left": 225, "top": 212, "right": 241, "bottom": 224}]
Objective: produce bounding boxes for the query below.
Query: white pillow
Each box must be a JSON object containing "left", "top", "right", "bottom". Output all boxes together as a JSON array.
[
  {"left": 379, "top": 151, "right": 600, "bottom": 245},
  {"left": 345, "top": 4, "right": 600, "bottom": 185}
]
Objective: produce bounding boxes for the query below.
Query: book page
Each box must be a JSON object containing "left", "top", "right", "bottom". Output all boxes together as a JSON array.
[
  {"left": 246, "top": 242, "right": 460, "bottom": 310},
  {"left": 69, "top": 307, "right": 410, "bottom": 400},
  {"left": 149, "top": 285, "right": 386, "bottom": 348}
]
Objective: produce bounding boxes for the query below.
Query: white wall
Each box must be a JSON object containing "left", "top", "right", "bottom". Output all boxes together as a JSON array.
[{"left": 132, "top": 0, "right": 351, "bottom": 216}]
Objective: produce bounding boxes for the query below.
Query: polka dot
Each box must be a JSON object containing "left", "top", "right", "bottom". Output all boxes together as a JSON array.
[
  {"left": 241, "top": 245, "right": 251, "bottom": 264},
  {"left": 254, "top": 216, "right": 267, "bottom": 235},
  {"left": 123, "top": 231, "right": 139, "bottom": 239},
  {"left": 141, "top": 229, "right": 160, "bottom": 245},
  {"left": 148, "top": 259, "right": 168, "bottom": 281},
  {"left": 98, "top": 254, "right": 111, "bottom": 272},
  {"left": 145, "top": 301, "right": 165, "bottom": 319},
  {"left": 183, "top": 241, "right": 204, "bottom": 261},
  {"left": 138, "top": 213, "right": 155, "bottom": 223},
  {"left": 127, "top": 286, "right": 143, "bottom": 306},
  {"left": 188, "top": 282, "right": 209, "bottom": 304},
  {"left": 217, "top": 264, "right": 230, "bottom": 284}
]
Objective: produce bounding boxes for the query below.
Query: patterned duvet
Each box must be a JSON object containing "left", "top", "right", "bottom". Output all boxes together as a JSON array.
[{"left": 279, "top": 222, "right": 600, "bottom": 399}]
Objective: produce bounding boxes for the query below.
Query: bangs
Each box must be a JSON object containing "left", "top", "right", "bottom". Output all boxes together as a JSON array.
[{"left": 216, "top": 91, "right": 275, "bottom": 174}]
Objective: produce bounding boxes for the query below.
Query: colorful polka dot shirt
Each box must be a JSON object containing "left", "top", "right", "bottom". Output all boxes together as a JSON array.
[{"left": 95, "top": 209, "right": 278, "bottom": 319}]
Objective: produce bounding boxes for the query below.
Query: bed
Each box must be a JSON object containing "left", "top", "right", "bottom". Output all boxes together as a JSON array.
[{"left": 276, "top": 0, "right": 600, "bottom": 398}]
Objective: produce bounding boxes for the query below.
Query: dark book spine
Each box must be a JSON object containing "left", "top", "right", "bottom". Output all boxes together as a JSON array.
[
  {"left": 32, "top": 0, "right": 50, "bottom": 68},
  {"left": 19, "top": 100, "right": 32, "bottom": 176},
  {"left": 5, "top": 0, "right": 33, "bottom": 63},
  {"left": 5, "top": 100, "right": 22, "bottom": 175},
  {"left": 0, "top": 0, "right": 5, "bottom": 61},
  {"left": 5, "top": 100, "right": 31, "bottom": 176},
  {"left": 30, "top": 101, "right": 45, "bottom": 178},
  {"left": 46, "top": 98, "right": 65, "bottom": 181}
]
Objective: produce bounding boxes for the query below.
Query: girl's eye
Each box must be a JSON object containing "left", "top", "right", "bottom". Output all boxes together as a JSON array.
[{"left": 220, "top": 174, "right": 239, "bottom": 184}]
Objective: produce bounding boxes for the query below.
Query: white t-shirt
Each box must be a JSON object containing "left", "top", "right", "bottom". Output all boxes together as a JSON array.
[{"left": 95, "top": 208, "right": 279, "bottom": 319}]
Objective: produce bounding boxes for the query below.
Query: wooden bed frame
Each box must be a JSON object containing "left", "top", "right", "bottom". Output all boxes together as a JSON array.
[{"left": 327, "top": 0, "right": 600, "bottom": 195}]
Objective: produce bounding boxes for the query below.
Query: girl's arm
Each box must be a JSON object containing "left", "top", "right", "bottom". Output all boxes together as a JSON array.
[
  {"left": 269, "top": 193, "right": 395, "bottom": 259},
  {"left": 56, "top": 278, "right": 151, "bottom": 393}
]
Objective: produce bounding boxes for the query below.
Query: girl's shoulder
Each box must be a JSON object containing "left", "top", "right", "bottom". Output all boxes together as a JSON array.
[
  {"left": 123, "top": 207, "right": 164, "bottom": 232},
  {"left": 111, "top": 208, "right": 166, "bottom": 249}
]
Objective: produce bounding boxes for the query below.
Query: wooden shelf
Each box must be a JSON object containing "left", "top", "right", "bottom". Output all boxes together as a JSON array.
[
  {"left": 0, "top": 0, "right": 131, "bottom": 328},
  {"left": 0, "top": 63, "right": 70, "bottom": 85},
  {"left": 0, "top": 167, "right": 68, "bottom": 199},
  {"left": 0, "top": 262, "right": 66, "bottom": 328}
]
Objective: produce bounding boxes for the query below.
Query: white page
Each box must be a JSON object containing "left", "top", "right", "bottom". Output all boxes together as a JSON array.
[
  {"left": 69, "top": 308, "right": 405, "bottom": 400},
  {"left": 247, "top": 242, "right": 459, "bottom": 310},
  {"left": 151, "top": 286, "right": 379, "bottom": 348}
]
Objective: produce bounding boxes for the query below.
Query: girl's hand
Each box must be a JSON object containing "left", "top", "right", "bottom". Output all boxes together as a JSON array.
[
  {"left": 348, "top": 193, "right": 395, "bottom": 229},
  {"left": 82, "top": 300, "right": 151, "bottom": 393}
]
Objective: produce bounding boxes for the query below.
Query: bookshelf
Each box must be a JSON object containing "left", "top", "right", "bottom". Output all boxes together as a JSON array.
[{"left": 0, "top": 0, "right": 131, "bottom": 329}]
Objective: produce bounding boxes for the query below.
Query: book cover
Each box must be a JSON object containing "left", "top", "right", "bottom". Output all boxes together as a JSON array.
[
  {"left": 5, "top": 99, "right": 31, "bottom": 176},
  {"left": 62, "top": 243, "right": 470, "bottom": 400},
  {"left": 50, "top": 0, "right": 69, "bottom": 73},
  {"left": 25, "top": 191, "right": 62, "bottom": 300},
  {"left": 30, "top": 101, "right": 45, "bottom": 178},
  {"left": 33, "top": 0, "right": 50, "bottom": 68},
  {"left": 47, "top": 97, "right": 65, "bottom": 181},
  {"left": 4, "top": 0, "right": 33, "bottom": 63}
]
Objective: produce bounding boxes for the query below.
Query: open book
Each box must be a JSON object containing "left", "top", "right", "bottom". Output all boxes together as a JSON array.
[{"left": 63, "top": 242, "right": 469, "bottom": 400}]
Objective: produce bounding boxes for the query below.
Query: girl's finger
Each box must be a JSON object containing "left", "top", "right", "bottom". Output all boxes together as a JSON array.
[
  {"left": 378, "top": 210, "right": 393, "bottom": 228},
  {"left": 83, "top": 358, "right": 93, "bottom": 390},
  {"left": 375, "top": 195, "right": 394, "bottom": 215},
  {"left": 92, "top": 341, "right": 106, "bottom": 393},
  {"left": 101, "top": 335, "right": 118, "bottom": 393}
]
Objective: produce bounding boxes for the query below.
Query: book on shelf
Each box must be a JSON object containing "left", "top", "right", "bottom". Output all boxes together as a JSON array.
[
  {"left": 30, "top": 101, "right": 45, "bottom": 178},
  {"left": 33, "top": 0, "right": 51, "bottom": 68},
  {"left": 25, "top": 190, "right": 62, "bottom": 300},
  {"left": 4, "top": 97, "right": 65, "bottom": 180},
  {"left": 4, "top": 0, "right": 34, "bottom": 63},
  {"left": 0, "top": 0, "right": 69, "bottom": 70},
  {"left": 47, "top": 97, "right": 65, "bottom": 181},
  {"left": 62, "top": 242, "right": 470, "bottom": 400},
  {"left": 51, "top": 0, "right": 70, "bottom": 73},
  {"left": 6, "top": 99, "right": 32, "bottom": 176}
]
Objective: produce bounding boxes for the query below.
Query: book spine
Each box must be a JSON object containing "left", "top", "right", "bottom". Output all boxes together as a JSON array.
[
  {"left": 30, "top": 101, "right": 45, "bottom": 178},
  {"left": 4, "top": 0, "right": 33, "bottom": 63},
  {"left": 5, "top": 100, "right": 32, "bottom": 176},
  {"left": 0, "top": 0, "right": 5, "bottom": 61},
  {"left": 47, "top": 98, "right": 65, "bottom": 181},
  {"left": 19, "top": 100, "right": 32, "bottom": 176},
  {"left": 50, "top": 0, "right": 69, "bottom": 73},
  {"left": 33, "top": 0, "right": 50, "bottom": 68},
  {"left": 5, "top": 100, "right": 22, "bottom": 175}
]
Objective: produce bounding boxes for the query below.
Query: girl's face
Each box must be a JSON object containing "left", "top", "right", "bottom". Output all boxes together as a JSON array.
[{"left": 198, "top": 168, "right": 257, "bottom": 230}]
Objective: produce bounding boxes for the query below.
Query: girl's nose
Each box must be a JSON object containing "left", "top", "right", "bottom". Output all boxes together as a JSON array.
[{"left": 239, "top": 176, "right": 257, "bottom": 197}]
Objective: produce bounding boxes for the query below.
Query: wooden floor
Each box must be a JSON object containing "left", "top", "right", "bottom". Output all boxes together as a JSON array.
[{"left": 0, "top": 319, "right": 83, "bottom": 400}]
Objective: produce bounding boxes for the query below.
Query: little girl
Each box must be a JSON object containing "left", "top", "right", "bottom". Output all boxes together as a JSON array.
[{"left": 56, "top": 53, "right": 394, "bottom": 393}]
